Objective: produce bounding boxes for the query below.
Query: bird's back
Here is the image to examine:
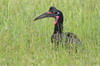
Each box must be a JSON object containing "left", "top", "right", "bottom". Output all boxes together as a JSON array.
[
  {"left": 51, "top": 32, "right": 81, "bottom": 44},
  {"left": 65, "top": 32, "right": 81, "bottom": 44}
]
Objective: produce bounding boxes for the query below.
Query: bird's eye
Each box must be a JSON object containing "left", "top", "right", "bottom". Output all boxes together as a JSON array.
[{"left": 55, "top": 12, "right": 60, "bottom": 14}]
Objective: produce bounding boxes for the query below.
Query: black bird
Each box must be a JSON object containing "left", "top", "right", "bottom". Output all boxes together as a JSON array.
[{"left": 34, "top": 6, "right": 81, "bottom": 51}]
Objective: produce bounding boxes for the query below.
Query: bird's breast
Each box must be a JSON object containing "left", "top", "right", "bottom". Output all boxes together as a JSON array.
[{"left": 51, "top": 33, "right": 65, "bottom": 44}]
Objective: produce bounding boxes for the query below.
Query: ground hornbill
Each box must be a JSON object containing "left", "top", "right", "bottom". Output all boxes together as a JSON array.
[{"left": 34, "top": 6, "right": 81, "bottom": 52}]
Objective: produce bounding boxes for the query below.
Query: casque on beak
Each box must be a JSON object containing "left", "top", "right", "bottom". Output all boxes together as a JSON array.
[{"left": 34, "top": 12, "right": 56, "bottom": 21}]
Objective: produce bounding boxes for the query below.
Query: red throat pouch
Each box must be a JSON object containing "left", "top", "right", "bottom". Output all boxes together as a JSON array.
[{"left": 54, "top": 16, "right": 59, "bottom": 24}]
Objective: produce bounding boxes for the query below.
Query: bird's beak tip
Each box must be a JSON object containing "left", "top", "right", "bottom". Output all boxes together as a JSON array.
[
  {"left": 33, "top": 18, "right": 37, "bottom": 21},
  {"left": 33, "top": 19, "right": 36, "bottom": 21}
]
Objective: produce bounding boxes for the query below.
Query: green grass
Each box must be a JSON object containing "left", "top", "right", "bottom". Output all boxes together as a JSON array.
[{"left": 0, "top": 0, "right": 100, "bottom": 66}]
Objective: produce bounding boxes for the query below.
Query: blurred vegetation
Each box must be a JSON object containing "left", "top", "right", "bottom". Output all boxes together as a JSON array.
[{"left": 0, "top": 0, "right": 100, "bottom": 66}]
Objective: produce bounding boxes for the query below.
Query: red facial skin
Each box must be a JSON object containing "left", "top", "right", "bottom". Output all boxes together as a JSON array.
[
  {"left": 47, "top": 12, "right": 53, "bottom": 14},
  {"left": 47, "top": 12, "right": 59, "bottom": 24}
]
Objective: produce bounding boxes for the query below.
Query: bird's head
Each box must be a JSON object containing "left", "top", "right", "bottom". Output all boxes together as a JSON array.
[{"left": 34, "top": 6, "right": 63, "bottom": 24}]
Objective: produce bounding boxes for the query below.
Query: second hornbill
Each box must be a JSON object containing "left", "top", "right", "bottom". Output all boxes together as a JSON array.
[{"left": 34, "top": 6, "right": 81, "bottom": 50}]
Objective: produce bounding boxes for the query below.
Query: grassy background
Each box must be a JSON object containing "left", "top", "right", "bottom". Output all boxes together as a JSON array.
[{"left": 0, "top": 0, "right": 100, "bottom": 66}]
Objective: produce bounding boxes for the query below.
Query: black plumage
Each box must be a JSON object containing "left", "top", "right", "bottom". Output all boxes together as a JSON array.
[{"left": 34, "top": 6, "right": 81, "bottom": 52}]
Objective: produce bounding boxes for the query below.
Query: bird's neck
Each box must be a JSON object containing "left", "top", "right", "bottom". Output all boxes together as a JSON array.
[{"left": 53, "top": 16, "right": 63, "bottom": 34}]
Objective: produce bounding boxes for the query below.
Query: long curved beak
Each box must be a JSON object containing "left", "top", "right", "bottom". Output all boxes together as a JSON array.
[{"left": 34, "top": 12, "right": 54, "bottom": 21}]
